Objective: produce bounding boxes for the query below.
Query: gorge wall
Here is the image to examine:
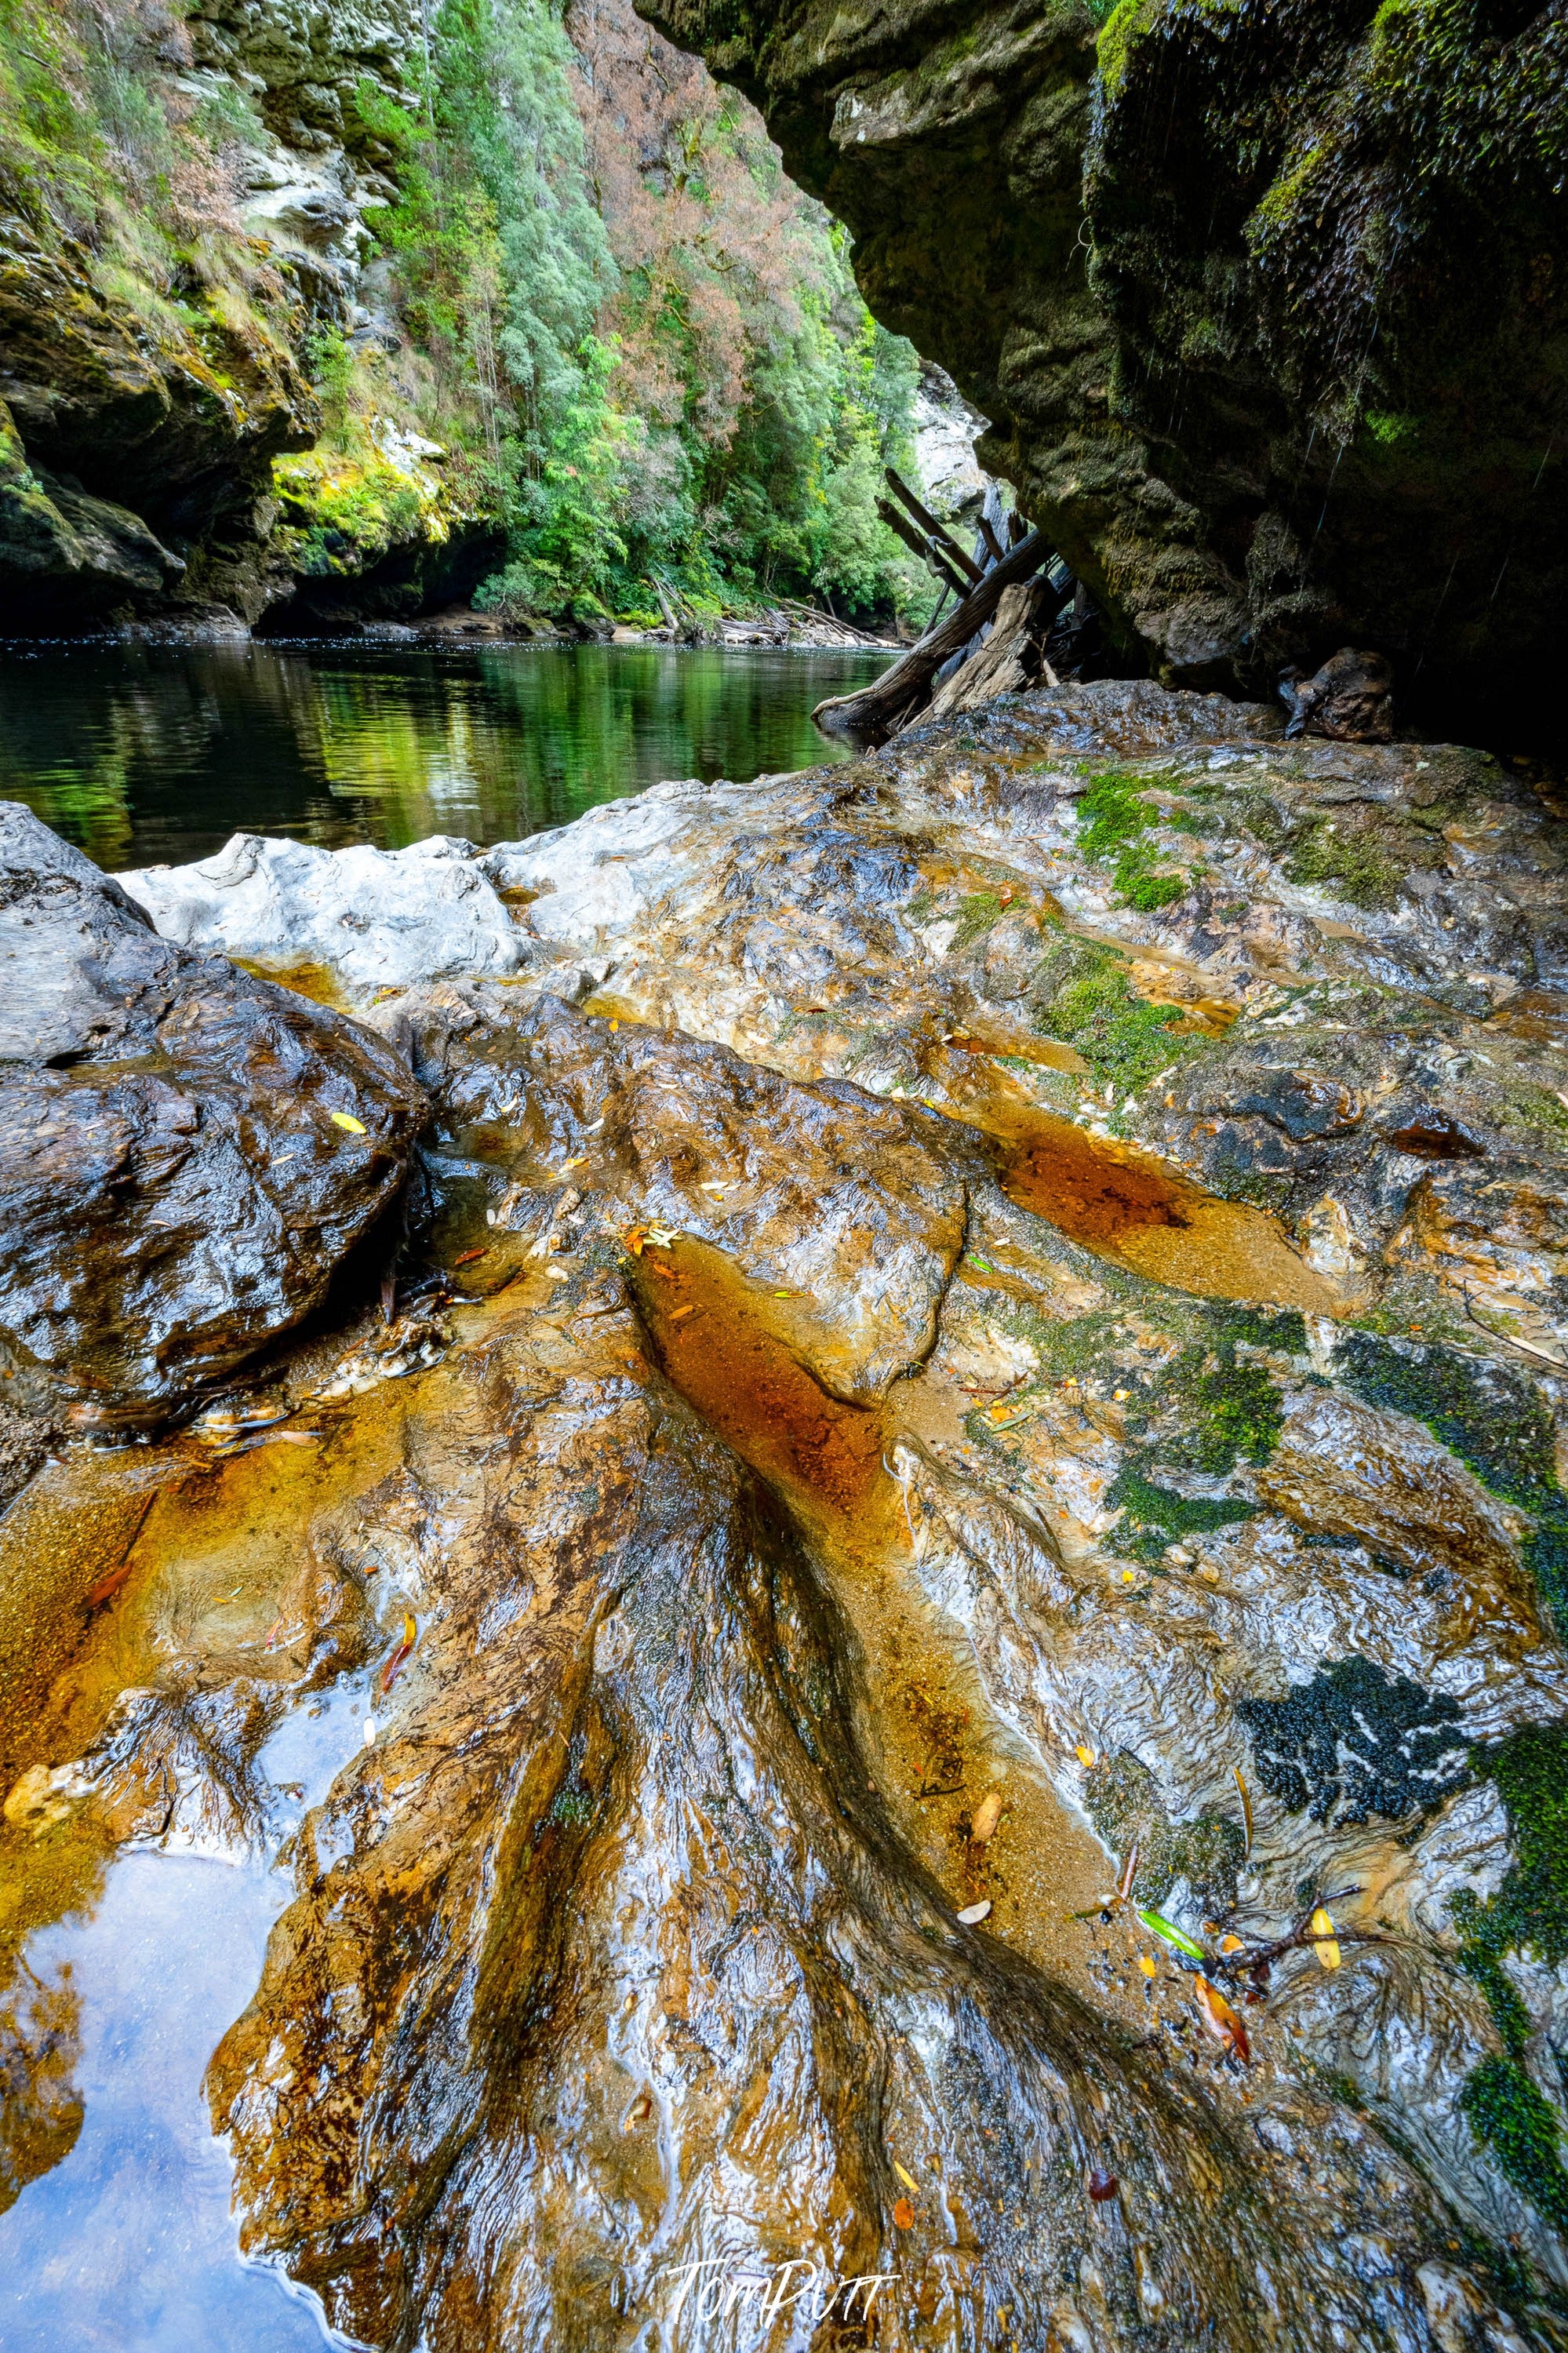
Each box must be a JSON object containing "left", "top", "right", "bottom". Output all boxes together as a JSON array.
[
  {"left": 639, "top": 0, "right": 1568, "bottom": 739},
  {"left": 0, "top": 0, "right": 476, "bottom": 633}
]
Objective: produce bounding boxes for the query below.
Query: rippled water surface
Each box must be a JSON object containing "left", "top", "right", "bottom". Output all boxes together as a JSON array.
[{"left": 0, "top": 639, "right": 892, "bottom": 871}]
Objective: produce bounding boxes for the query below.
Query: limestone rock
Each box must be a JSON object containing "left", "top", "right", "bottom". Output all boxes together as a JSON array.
[
  {"left": 0, "top": 803, "right": 426, "bottom": 1415},
  {"left": 121, "top": 831, "right": 531, "bottom": 995}
]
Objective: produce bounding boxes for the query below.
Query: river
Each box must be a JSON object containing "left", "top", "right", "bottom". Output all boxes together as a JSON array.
[{"left": 0, "top": 640, "right": 893, "bottom": 872}]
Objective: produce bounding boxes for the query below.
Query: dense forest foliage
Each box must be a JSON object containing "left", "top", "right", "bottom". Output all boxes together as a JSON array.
[
  {"left": 0, "top": 0, "right": 933, "bottom": 628},
  {"left": 368, "top": 0, "right": 932, "bottom": 625}
]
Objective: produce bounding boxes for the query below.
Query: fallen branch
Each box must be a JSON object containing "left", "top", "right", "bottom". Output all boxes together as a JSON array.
[
  {"left": 1462, "top": 1284, "right": 1568, "bottom": 1369},
  {"left": 776, "top": 596, "right": 890, "bottom": 648},
  {"left": 875, "top": 498, "right": 970, "bottom": 599},
  {"left": 812, "top": 529, "right": 1057, "bottom": 746},
  {"left": 884, "top": 468, "right": 982, "bottom": 586}
]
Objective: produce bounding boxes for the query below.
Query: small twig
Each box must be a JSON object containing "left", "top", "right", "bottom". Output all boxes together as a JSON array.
[
  {"left": 1206, "top": 1896, "right": 1399, "bottom": 1983},
  {"left": 1462, "top": 1285, "right": 1568, "bottom": 1370}
]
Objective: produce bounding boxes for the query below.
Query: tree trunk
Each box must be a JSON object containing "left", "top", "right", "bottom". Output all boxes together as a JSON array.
[{"left": 811, "top": 529, "right": 1053, "bottom": 746}]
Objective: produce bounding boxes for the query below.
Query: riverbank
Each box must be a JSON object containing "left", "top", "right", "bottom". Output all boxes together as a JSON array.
[{"left": 2, "top": 677, "right": 1567, "bottom": 2345}]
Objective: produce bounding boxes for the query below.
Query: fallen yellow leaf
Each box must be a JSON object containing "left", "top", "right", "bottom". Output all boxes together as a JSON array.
[
  {"left": 894, "top": 2161, "right": 919, "bottom": 2192},
  {"left": 1309, "top": 1907, "right": 1334, "bottom": 1938},
  {"left": 1194, "top": 1974, "right": 1250, "bottom": 2065},
  {"left": 1138, "top": 1954, "right": 1157, "bottom": 1979},
  {"left": 1314, "top": 1938, "right": 1342, "bottom": 1971},
  {"left": 329, "top": 1111, "right": 367, "bottom": 1135},
  {"left": 1075, "top": 1743, "right": 1096, "bottom": 1768},
  {"left": 1219, "top": 1933, "right": 1245, "bottom": 1955}
]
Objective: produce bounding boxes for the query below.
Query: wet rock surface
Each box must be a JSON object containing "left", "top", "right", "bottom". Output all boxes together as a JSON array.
[
  {"left": 0, "top": 801, "right": 426, "bottom": 1417},
  {"left": 120, "top": 830, "right": 531, "bottom": 996},
  {"left": 5, "top": 683, "right": 1568, "bottom": 2343}
]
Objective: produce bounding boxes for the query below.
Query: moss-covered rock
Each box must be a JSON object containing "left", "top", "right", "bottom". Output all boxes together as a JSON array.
[
  {"left": 0, "top": 0, "right": 431, "bottom": 632},
  {"left": 642, "top": 0, "right": 1568, "bottom": 738}
]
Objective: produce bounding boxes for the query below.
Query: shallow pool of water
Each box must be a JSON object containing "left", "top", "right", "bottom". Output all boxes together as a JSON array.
[
  {"left": 0, "top": 1670, "right": 375, "bottom": 2353},
  {"left": 0, "top": 1856, "right": 338, "bottom": 2352},
  {"left": 0, "top": 639, "right": 893, "bottom": 872}
]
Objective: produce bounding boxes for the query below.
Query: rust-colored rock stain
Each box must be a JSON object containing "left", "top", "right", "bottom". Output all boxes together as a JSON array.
[
  {"left": 1004, "top": 1116, "right": 1193, "bottom": 1250},
  {"left": 628, "top": 1235, "right": 1111, "bottom": 1989},
  {"left": 629, "top": 1237, "right": 890, "bottom": 1539}
]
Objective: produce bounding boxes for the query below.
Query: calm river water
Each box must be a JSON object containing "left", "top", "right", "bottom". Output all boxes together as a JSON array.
[{"left": 0, "top": 639, "right": 893, "bottom": 872}]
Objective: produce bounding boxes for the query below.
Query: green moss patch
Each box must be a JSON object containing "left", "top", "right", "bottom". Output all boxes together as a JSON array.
[
  {"left": 951, "top": 891, "right": 1013, "bottom": 949},
  {"left": 1148, "top": 1339, "right": 1285, "bottom": 1476},
  {"left": 1107, "top": 1462, "right": 1254, "bottom": 1563},
  {"left": 1453, "top": 1723, "right": 1568, "bottom": 2049},
  {"left": 1084, "top": 1750, "right": 1244, "bottom": 1912},
  {"left": 1076, "top": 769, "right": 1191, "bottom": 911},
  {"left": 1461, "top": 2057, "right": 1568, "bottom": 2234},
  {"left": 1104, "top": 1316, "right": 1286, "bottom": 1561},
  {"left": 1450, "top": 1724, "right": 1568, "bottom": 2227},
  {"left": 1335, "top": 1331, "right": 1568, "bottom": 1637},
  {"left": 1028, "top": 933, "right": 1202, "bottom": 1091},
  {"left": 1284, "top": 814, "right": 1405, "bottom": 909}
]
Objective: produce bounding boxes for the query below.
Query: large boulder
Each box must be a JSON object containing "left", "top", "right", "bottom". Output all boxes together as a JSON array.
[
  {"left": 638, "top": 0, "right": 1568, "bottom": 738},
  {"left": 31, "top": 685, "right": 1568, "bottom": 2305},
  {"left": 0, "top": 803, "right": 426, "bottom": 1419}
]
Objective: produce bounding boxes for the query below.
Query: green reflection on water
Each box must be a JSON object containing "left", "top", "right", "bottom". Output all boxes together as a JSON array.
[{"left": 0, "top": 640, "right": 891, "bottom": 872}]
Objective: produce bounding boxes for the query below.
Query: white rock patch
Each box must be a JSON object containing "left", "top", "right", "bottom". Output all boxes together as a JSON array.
[{"left": 120, "top": 832, "right": 529, "bottom": 993}]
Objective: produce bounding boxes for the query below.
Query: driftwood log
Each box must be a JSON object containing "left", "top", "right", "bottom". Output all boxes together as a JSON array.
[
  {"left": 812, "top": 527, "right": 1056, "bottom": 745},
  {"left": 926, "top": 577, "right": 1061, "bottom": 719},
  {"left": 875, "top": 498, "right": 970, "bottom": 599}
]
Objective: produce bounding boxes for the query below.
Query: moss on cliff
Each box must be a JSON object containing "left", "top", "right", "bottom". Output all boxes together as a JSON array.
[{"left": 1087, "top": 0, "right": 1568, "bottom": 723}]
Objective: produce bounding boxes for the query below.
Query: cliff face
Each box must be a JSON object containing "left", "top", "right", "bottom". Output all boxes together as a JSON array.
[
  {"left": 640, "top": 0, "right": 1568, "bottom": 734},
  {"left": 0, "top": 0, "right": 442, "bottom": 632}
]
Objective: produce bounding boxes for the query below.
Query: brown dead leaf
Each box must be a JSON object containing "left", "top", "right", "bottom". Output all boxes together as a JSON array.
[{"left": 970, "top": 1790, "right": 1003, "bottom": 1845}]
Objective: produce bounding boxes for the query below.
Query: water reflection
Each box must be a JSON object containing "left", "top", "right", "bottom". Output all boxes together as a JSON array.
[
  {"left": 0, "top": 1856, "right": 343, "bottom": 2352},
  {"left": 0, "top": 1670, "right": 375, "bottom": 2351},
  {"left": 0, "top": 640, "right": 890, "bottom": 872}
]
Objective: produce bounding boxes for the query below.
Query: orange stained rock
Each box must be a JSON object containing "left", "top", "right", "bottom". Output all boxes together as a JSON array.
[{"left": 628, "top": 1237, "right": 893, "bottom": 1543}]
